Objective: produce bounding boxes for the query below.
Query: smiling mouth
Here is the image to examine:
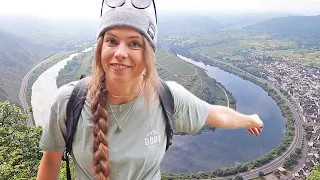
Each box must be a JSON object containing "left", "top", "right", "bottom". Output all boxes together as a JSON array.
[{"left": 111, "top": 64, "right": 131, "bottom": 70}]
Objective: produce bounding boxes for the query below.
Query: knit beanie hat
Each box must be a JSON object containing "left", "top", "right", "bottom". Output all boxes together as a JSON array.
[{"left": 96, "top": 2, "right": 157, "bottom": 51}]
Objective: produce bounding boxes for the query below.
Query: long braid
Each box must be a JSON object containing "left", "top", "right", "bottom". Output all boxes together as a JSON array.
[
  {"left": 88, "top": 33, "right": 158, "bottom": 179},
  {"left": 91, "top": 75, "right": 110, "bottom": 180}
]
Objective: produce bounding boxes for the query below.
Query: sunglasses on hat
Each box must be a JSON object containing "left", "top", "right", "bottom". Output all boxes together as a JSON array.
[{"left": 100, "top": 0, "right": 158, "bottom": 23}]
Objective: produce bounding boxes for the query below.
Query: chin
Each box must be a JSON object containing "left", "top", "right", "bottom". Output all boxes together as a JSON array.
[
  {"left": 107, "top": 72, "right": 142, "bottom": 84},
  {"left": 109, "top": 77, "right": 127, "bottom": 84}
]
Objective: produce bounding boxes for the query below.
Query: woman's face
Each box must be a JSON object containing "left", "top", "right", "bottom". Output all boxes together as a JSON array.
[{"left": 101, "top": 27, "right": 145, "bottom": 84}]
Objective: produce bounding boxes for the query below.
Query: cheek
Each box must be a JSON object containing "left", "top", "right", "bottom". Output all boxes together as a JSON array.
[
  {"left": 135, "top": 51, "right": 145, "bottom": 66},
  {"left": 100, "top": 54, "right": 107, "bottom": 71},
  {"left": 101, "top": 48, "right": 113, "bottom": 69},
  {"left": 135, "top": 56, "right": 146, "bottom": 72}
]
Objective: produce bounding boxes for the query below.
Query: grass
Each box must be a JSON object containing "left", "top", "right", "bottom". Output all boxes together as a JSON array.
[
  {"left": 75, "top": 51, "right": 94, "bottom": 77},
  {"left": 245, "top": 67, "right": 263, "bottom": 74},
  {"left": 156, "top": 49, "right": 233, "bottom": 107},
  {"left": 229, "top": 56, "right": 244, "bottom": 60},
  {"left": 268, "top": 49, "right": 320, "bottom": 63},
  {"left": 181, "top": 30, "right": 320, "bottom": 65}
]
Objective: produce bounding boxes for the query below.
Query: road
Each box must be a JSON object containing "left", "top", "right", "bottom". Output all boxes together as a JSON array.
[
  {"left": 216, "top": 83, "right": 230, "bottom": 107},
  {"left": 208, "top": 60, "right": 304, "bottom": 180},
  {"left": 19, "top": 53, "right": 62, "bottom": 126}
]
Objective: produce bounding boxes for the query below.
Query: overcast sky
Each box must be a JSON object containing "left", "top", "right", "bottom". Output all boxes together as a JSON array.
[{"left": 0, "top": 0, "right": 320, "bottom": 18}]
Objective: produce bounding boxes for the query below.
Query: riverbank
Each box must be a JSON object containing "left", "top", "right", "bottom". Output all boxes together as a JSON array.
[
  {"left": 165, "top": 45, "right": 300, "bottom": 178},
  {"left": 31, "top": 47, "right": 93, "bottom": 126},
  {"left": 26, "top": 50, "right": 77, "bottom": 108}
]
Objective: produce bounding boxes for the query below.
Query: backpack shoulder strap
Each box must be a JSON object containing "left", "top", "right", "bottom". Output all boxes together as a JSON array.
[
  {"left": 157, "top": 78, "right": 174, "bottom": 151},
  {"left": 65, "top": 76, "right": 91, "bottom": 154},
  {"left": 63, "top": 76, "right": 90, "bottom": 180}
]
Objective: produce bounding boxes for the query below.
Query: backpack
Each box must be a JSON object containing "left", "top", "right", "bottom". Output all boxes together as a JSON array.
[{"left": 62, "top": 76, "right": 174, "bottom": 180}]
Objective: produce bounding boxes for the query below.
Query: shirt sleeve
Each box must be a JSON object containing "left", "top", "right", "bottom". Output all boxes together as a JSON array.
[
  {"left": 166, "top": 81, "right": 211, "bottom": 135},
  {"left": 39, "top": 82, "right": 76, "bottom": 152}
]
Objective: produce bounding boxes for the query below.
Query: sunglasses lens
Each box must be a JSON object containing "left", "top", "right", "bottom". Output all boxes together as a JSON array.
[
  {"left": 106, "top": 0, "right": 125, "bottom": 8},
  {"left": 132, "top": 0, "right": 151, "bottom": 8}
]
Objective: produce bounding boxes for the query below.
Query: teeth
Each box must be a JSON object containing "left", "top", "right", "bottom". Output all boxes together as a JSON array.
[{"left": 113, "top": 64, "right": 129, "bottom": 69}]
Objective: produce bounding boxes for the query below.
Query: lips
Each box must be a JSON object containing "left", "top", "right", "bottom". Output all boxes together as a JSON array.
[{"left": 111, "top": 63, "right": 131, "bottom": 70}]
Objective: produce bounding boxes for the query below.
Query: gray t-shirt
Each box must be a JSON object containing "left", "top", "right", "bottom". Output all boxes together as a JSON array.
[{"left": 40, "top": 81, "right": 210, "bottom": 180}]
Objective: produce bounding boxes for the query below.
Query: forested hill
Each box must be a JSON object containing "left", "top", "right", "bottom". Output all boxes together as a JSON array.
[
  {"left": 245, "top": 15, "right": 320, "bottom": 47},
  {"left": 0, "top": 15, "right": 96, "bottom": 104},
  {"left": 0, "top": 29, "right": 54, "bottom": 103}
]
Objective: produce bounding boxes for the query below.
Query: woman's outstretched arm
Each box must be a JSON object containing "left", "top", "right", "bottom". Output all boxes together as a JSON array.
[{"left": 205, "top": 105, "right": 264, "bottom": 135}]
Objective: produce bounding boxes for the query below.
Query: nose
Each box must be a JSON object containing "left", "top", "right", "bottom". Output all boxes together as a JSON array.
[{"left": 114, "top": 43, "right": 128, "bottom": 60}]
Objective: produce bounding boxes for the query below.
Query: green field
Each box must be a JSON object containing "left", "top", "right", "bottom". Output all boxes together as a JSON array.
[
  {"left": 156, "top": 49, "right": 235, "bottom": 108},
  {"left": 268, "top": 48, "right": 320, "bottom": 63},
  {"left": 179, "top": 30, "right": 320, "bottom": 64},
  {"left": 75, "top": 51, "right": 94, "bottom": 77}
]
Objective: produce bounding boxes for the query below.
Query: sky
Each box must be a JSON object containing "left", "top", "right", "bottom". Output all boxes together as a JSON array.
[{"left": 0, "top": 0, "right": 320, "bottom": 18}]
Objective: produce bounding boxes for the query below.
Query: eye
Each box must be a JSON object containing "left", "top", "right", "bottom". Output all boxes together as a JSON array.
[
  {"left": 105, "top": 38, "right": 118, "bottom": 46},
  {"left": 130, "top": 40, "right": 142, "bottom": 48}
]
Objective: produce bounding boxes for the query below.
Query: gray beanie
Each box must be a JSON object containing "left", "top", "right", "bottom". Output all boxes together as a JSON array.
[{"left": 97, "top": 7, "right": 157, "bottom": 51}]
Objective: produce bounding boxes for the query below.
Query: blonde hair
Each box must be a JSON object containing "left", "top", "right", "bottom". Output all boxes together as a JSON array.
[{"left": 88, "top": 34, "right": 158, "bottom": 180}]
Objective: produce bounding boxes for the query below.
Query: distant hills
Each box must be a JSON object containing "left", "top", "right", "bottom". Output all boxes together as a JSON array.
[
  {"left": 0, "top": 15, "right": 96, "bottom": 49},
  {"left": 158, "top": 13, "right": 222, "bottom": 37},
  {"left": 0, "top": 15, "right": 96, "bottom": 104},
  {"left": 207, "top": 12, "right": 301, "bottom": 29},
  {"left": 0, "top": 15, "right": 71, "bottom": 49},
  {"left": 0, "top": 29, "right": 54, "bottom": 103},
  {"left": 245, "top": 15, "right": 320, "bottom": 47}
]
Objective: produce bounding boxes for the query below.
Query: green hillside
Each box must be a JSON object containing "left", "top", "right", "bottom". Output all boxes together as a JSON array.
[
  {"left": 246, "top": 15, "right": 320, "bottom": 47},
  {"left": 0, "top": 30, "right": 55, "bottom": 104}
]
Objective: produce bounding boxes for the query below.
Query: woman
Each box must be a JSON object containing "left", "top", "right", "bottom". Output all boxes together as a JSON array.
[{"left": 37, "top": 1, "right": 263, "bottom": 180}]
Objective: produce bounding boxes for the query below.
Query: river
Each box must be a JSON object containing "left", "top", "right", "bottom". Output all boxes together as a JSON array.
[
  {"left": 160, "top": 55, "right": 285, "bottom": 173},
  {"left": 31, "top": 47, "right": 93, "bottom": 127},
  {"left": 31, "top": 51, "right": 285, "bottom": 173}
]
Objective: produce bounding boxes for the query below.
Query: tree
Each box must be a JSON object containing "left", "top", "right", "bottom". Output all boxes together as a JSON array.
[
  {"left": 0, "top": 101, "right": 42, "bottom": 179},
  {"left": 0, "top": 101, "right": 74, "bottom": 179},
  {"left": 306, "top": 133, "right": 313, "bottom": 141},
  {"left": 308, "top": 163, "right": 320, "bottom": 180},
  {"left": 237, "top": 165, "right": 248, "bottom": 173},
  {"left": 213, "top": 168, "right": 223, "bottom": 176},
  {"left": 259, "top": 171, "right": 265, "bottom": 177},
  {"left": 28, "top": 106, "right": 33, "bottom": 113},
  {"left": 234, "top": 175, "right": 244, "bottom": 180}
]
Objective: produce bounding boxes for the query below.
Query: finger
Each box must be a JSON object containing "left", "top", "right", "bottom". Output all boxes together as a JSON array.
[
  {"left": 254, "top": 128, "right": 260, "bottom": 136},
  {"left": 247, "top": 128, "right": 254, "bottom": 134},
  {"left": 258, "top": 127, "right": 263, "bottom": 133},
  {"left": 253, "top": 114, "right": 264, "bottom": 128}
]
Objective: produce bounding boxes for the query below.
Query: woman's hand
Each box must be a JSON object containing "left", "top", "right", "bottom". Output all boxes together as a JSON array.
[
  {"left": 246, "top": 114, "right": 264, "bottom": 136},
  {"left": 206, "top": 106, "right": 264, "bottom": 133}
]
